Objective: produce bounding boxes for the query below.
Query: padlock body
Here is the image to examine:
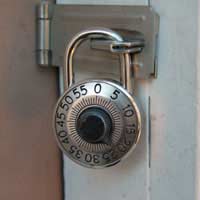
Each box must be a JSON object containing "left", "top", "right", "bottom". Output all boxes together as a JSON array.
[{"left": 53, "top": 79, "right": 141, "bottom": 168}]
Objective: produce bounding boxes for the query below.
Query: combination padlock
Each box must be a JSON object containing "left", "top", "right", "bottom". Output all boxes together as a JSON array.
[{"left": 53, "top": 28, "right": 143, "bottom": 168}]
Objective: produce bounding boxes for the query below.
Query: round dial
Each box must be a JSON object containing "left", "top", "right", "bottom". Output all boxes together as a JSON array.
[{"left": 53, "top": 80, "right": 141, "bottom": 168}]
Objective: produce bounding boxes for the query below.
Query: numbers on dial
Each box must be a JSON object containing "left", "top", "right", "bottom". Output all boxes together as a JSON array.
[
  {"left": 68, "top": 146, "right": 101, "bottom": 164},
  {"left": 72, "top": 88, "right": 81, "bottom": 99},
  {"left": 60, "top": 101, "right": 69, "bottom": 111},
  {"left": 61, "top": 137, "right": 69, "bottom": 144},
  {"left": 57, "top": 131, "right": 67, "bottom": 138},
  {"left": 85, "top": 154, "right": 92, "bottom": 163},
  {"left": 110, "top": 89, "right": 120, "bottom": 100},
  {"left": 56, "top": 121, "right": 64, "bottom": 127},
  {"left": 72, "top": 85, "right": 88, "bottom": 99},
  {"left": 56, "top": 112, "right": 65, "bottom": 120},
  {"left": 85, "top": 153, "right": 100, "bottom": 164},
  {"left": 58, "top": 84, "right": 88, "bottom": 111},
  {"left": 94, "top": 83, "right": 102, "bottom": 94},
  {"left": 65, "top": 96, "right": 73, "bottom": 104},
  {"left": 56, "top": 112, "right": 66, "bottom": 127},
  {"left": 54, "top": 80, "right": 141, "bottom": 168},
  {"left": 80, "top": 85, "right": 87, "bottom": 95},
  {"left": 123, "top": 104, "right": 134, "bottom": 117},
  {"left": 69, "top": 146, "right": 84, "bottom": 159},
  {"left": 126, "top": 126, "right": 136, "bottom": 135}
]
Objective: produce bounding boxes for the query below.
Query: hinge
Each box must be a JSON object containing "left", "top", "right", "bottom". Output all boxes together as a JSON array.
[{"left": 36, "top": 2, "right": 54, "bottom": 66}]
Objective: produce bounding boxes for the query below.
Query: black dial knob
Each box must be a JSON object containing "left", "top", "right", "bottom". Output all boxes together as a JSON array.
[{"left": 76, "top": 107, "right": 112, "bottom": 144}]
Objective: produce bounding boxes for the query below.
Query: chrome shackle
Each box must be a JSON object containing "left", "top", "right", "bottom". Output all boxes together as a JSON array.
[{"left": 64, "top": 27, "right": 144, "bottom": 92}]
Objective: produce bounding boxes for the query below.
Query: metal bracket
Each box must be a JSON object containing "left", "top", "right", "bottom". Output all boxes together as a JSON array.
[{"left": 36, "top": 2, "right": 159, "bottom": 79}]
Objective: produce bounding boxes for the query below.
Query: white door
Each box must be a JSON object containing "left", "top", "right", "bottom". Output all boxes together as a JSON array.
[{"left": 57, "top": 0, "right": 200, "bottom": 200}]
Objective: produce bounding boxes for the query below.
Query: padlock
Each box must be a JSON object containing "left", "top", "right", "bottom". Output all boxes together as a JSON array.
[{"left": 53, "top": 28, "right": 142, "bottom": 168}]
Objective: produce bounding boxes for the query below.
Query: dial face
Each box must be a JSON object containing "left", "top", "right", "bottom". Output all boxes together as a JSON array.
[{"left": 53, "top": 80, "right": 141, "bottom": 168}]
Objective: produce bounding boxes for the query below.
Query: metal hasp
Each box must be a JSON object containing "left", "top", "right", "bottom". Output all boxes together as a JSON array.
[{"left": 36, "top": 2, "right": 159, "bottom": 79}]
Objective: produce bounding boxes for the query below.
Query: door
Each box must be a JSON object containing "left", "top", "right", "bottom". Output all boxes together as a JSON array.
[
  {"left": 0, "top": 0, "right": 63, "bottom": 200},
  {"left": 57, "top": 0, "right": 200, "bottom": 200}
]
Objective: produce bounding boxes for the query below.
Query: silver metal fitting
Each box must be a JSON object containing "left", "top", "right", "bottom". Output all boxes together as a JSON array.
[{"left": 36, "top": 2, "right": 53, "bottom": 66}]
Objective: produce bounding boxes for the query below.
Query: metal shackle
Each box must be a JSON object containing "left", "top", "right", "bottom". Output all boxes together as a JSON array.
[
  {"left": 64, "top": 27, "right": 133, "bottom": 93},
  {"left": 54, "top": 28, "right": 142, "bottom": 168}
]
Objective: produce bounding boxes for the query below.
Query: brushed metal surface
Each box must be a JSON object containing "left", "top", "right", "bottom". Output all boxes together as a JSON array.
[{"left": 50, "top": 4, "right": 159, "bottom": 79}]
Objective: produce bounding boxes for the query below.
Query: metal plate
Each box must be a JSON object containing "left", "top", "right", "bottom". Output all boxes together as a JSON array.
[{"left": 36, "top": 3, "right": 159, "bottom": 79}]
